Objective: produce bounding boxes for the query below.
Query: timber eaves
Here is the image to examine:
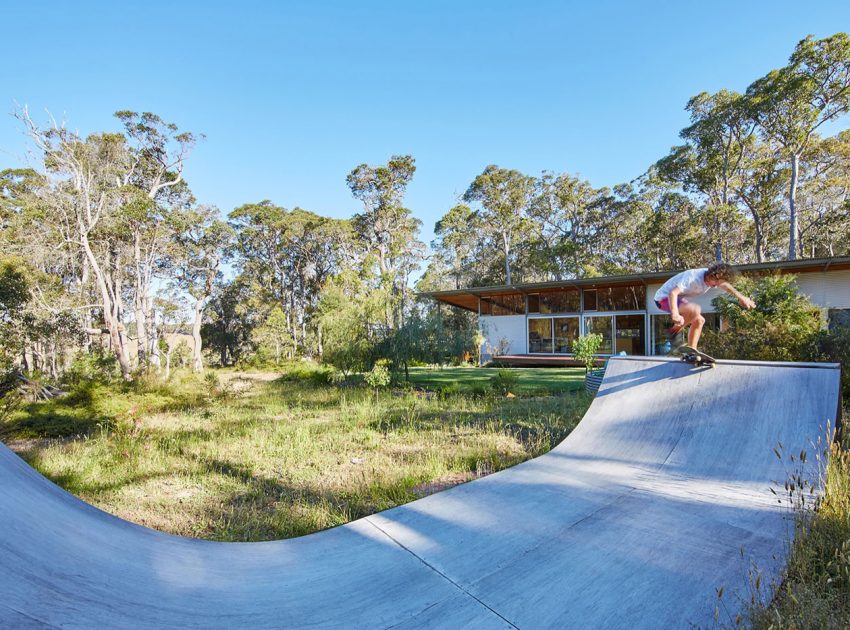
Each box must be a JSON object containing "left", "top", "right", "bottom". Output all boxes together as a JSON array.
[{"left": 420, "top": 255, "right": 850, "bottom": 311}]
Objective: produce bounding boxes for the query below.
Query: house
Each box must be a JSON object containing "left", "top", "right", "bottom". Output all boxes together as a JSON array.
[{"left": 426, "top": 256, "right": 850, "bottom": 364}]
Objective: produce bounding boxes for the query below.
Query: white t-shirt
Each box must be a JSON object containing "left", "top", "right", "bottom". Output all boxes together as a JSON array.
[{"left": 654, "top": 268, "right": 710, "bottom": 302}]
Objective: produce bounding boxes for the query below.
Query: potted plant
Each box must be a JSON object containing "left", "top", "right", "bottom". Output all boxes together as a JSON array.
[{"left": 573, "top": 333, "right": 604, "bottom": 394}]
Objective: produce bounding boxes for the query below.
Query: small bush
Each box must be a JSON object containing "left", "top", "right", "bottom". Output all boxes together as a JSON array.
[
  {"left": 809, "top": 326, "right": 850, "bottom": 403},
  {"left": 491, "top": 369, "right": 518, "bottom": 395},
  {"left": 438, "top": 383, "right": 461, "bottom": 397},
  {"left": 365, "top": 364, "right": 391, "bottom": 389},
  {"left": 62, "top": 350, "right": 119, "bottom": 387},
  {"left": 573, "top": 334, "right": 603, "bottom": 372}
]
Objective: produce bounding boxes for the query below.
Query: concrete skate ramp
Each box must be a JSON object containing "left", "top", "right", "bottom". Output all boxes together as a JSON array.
[{"left": 0, "top": 357, "right": 841, "bottom": 628}]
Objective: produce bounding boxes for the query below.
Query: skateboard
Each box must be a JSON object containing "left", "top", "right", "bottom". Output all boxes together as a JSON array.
[{"left": 674, "top": 344, "right": 716, "bottom": 367}]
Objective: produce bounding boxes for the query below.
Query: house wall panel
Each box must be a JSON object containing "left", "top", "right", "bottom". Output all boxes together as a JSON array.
[
  {"left": 480, "top": 315, "right": 527, "bottom": 357},
  {"left": 793, "top": 270, "right": 850, "bottom": 308}
]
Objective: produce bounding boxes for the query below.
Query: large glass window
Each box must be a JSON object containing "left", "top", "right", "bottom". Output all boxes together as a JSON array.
[
  {"left": 650, "top": 313, "right": 720, "bottom": 355},
  {"left": 528, "top": 318, "right": 553, "bottom": 353},
  {"left": 554, "top": 317, "right": 580, "bottom": 353},
  {"left": 614, "top": 314, "right": 646, "bottom": 355},
  {"left": 480, "top": 294, "right": 524, "bottom": 316},
  {"left": 583, "top": 289, "right": 597, "bottom": 311},
  {"left": 596, "top": 285, "right": 646, "bottom": 311},
  {"left": 585, "top": 316, "right": 613, "bottom": 354},
  {"left": 651, "top": 315, "right": 682, "bottom": 355},
  {"left": 528, "top": 289, "right": 580, "bottom": 314}
]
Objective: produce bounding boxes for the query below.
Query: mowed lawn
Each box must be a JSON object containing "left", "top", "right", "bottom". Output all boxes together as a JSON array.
[{"left": 406, "top": 365, "right": 585, "bottom": 395}]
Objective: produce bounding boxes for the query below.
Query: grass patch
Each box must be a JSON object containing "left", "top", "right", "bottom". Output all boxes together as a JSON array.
[
  {"left": 749, "top": 436, "right": 850, "bottom": 628},
  {"left": 405, "top": 365, "right": 584, "bottom": 396},
  {"left": 5, "top": 366, "right": 591, "bottom": 542}
]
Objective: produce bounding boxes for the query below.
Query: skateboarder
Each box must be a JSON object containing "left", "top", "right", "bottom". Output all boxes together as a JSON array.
[{"left": 653, "top": 262, "right": 755, "bottom": 351}]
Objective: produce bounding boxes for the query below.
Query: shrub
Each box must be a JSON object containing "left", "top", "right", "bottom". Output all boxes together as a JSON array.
[
  {"left": 573, "top": 334, "right": 603, "bottom": 372},
  {"left": 701, "top": 274, "right": 823, "bottom": 362},
  {"left": 809, "top": 326, "right": 850, "bottom": 404},
  {"left": 491, "top": 368, "right": 518, "bottom": 395},
  {"left": 365, "top": 363, "right": 391, "bottom": 390},
  {"left": 62, "top": 350, "right": 119, "bottom": 387}
]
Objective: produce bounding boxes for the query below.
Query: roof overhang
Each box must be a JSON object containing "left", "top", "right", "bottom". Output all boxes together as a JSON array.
[{"left": 420, "top": 256, "right": 850, "bottom": 313}]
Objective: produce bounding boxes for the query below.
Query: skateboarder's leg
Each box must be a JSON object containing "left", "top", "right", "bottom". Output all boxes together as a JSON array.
[{"left": 678, "top": 302, "right": 705, "bottom": 350}]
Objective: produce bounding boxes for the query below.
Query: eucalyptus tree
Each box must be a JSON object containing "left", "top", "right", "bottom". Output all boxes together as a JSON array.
[
  {"left": 230, "top": 201, "right": 352, "bottom": 354},
  {"left": 431, "top": 204, "right": 479, "bottom": 289},
  {"left": 115, "top": 111, "right": 200, "bottom": 369},
  {"left": 655, "top": 90, "right": 754, "bottom": 262},
  {"left": 347, "top": 155, "right": 424, "bottom": 328},
  {"left": 746, "top": 33, "right": 850, "bottom": 259},
  {"left": 171, "top": 205, "right": 233, "bottom": 372},
  {"left": 251, "top": 306, "right": 294, "bottom": 365},
  {"left": 732, "top": 143, "right": 788, "bottom": 263},
  {"left": 152, "top": 294, "right": 189, "bottom": 380},
  {"left": 529, "top": 172, "right": 613, "bottom": 279},
  {"left": 17, "top": 108, "right": 135, "bottom": 379},
  {"left": 795, "top": 131, "right": 850, "bottom": 257},
  {"left": 463, "top": 165, "right": 536, "bottom": 285},
  {"left": 0, "top": 258, "right": 31, "bottom": 368},
  {"left": 201, "top": 276, "right": 258, "bottom": 367}
]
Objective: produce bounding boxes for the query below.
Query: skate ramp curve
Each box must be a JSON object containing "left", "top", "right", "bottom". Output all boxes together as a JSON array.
[{"left": 0, "top": 356, "right": 841, "bottom": 628}]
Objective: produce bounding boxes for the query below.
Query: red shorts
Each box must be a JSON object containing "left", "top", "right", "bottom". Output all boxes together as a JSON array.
[{"left": 655, "top": 296, "right": 689, "bottom": 313}]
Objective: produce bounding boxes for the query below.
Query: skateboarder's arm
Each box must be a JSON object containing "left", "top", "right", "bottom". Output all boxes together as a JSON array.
[{"left": 718, "top": 282, "right": 755, "bottom": 309}]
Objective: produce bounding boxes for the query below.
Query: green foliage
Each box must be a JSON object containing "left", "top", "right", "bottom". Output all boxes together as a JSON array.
[
  {"left": 0, "top": 257, "right": 31, "bottom": 366},
  {"left": 201, "top": 277, "right": 260, "bottom": 366},
  {"left": 0, "top": 257, "right": 29, "bottom": 315},
  {"left": 316, "top": 272, "right": 379, "bottom": 376},
  {"left": 701, "top": 274, "right": 823, "bottom": 361},
  {"left": 0, "top": 368, "right": 24, "bottom": 436},
  {"left": 365, "top": 363, "right": 391, "bottom": 389},
  {"left": 250, "top": 306, "right": 294, "bottom": 366},
  {"left": 491, "top": 368, "right": 519, "bottom": 395},
  {"left": 276, "top": 360, "right": 334, "bottom": 385},
  {"left": 61, "top": 350, "right": 120, "bottom": 387},
  {"left": 809, "top": 325, "right": 850, "bottom": 402},
  {"left": 573, "top": 334, "right": 603, "bottom": 372}
]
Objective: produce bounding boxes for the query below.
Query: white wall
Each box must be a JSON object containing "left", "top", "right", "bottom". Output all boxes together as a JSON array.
[
  {"left": 480, "top": 315, "right": 526, "bottom": 359},
  {"left": 794, "top": 269, "right": 850, "bottom": 308}
]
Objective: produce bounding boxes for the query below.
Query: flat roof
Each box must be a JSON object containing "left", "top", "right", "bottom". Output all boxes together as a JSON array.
[{"left": 422, "top": 256, "right": 850, "bottom": 312}]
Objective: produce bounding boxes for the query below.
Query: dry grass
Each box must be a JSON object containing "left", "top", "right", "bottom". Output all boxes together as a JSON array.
[{"left": 9, "top": 366, "right": 590, "bottom": 541}]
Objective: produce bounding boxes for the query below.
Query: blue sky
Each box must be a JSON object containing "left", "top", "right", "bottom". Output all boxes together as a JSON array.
[{"left": 2, "top": 1, "right": 849, "bottom": 261}]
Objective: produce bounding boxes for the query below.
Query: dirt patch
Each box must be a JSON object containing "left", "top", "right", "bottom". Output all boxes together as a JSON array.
[{"left": 410, "top": 471, "right": 488, "bottom": 498}]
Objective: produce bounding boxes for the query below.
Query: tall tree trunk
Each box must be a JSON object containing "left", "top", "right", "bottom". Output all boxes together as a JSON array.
[
  {"left": 133, "top": 233, "right": 149, "bottom": 369},
  {"left": 191, "top": 298, "right": 204, "bottom": 373},
  {"left": 149, "top": 316, "right": 162, "bottom": 371},
  {"left": 81, "top": 257, "right": 92, "bottom": 352},
  {"left": 83, "top": 237, "right": 132, "bottom": 380},
  {"left": 788, "top": 153, "right": 800, "bottom": 260},
  {"left": 164, "top": 348, "right": 172, "bottom": 380},
  {"left": 317, "top": 323, "right": 323, "bottom": 358},
  {"left": 503, "top": 232, "right": 512, "bottom": 285}
]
